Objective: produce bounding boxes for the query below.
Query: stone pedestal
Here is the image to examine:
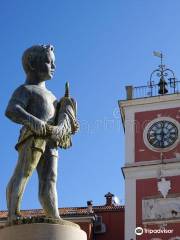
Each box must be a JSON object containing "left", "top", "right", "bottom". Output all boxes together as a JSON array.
[{"left": 0, "top": 223, "right": 87, "bottom": 240}]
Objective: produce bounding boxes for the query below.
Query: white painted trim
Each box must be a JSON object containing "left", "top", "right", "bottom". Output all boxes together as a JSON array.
[
  {"left": 124, "top": 107, "right": 135, "bottom": 164},
  {"left": 125, "top": 157, "right": 180, "bottom": 167},
  {"left": 119, "top": 93, "right": 180, "bottom": 109},
  {"left": 123, "top": 161, "right": 180, "bottom": 179},
  {"left": 125, "top": 178, "right": 136, "bottom": 240},
  {"left": 121, "top": 98, "right": 180, "bottom": 127}
]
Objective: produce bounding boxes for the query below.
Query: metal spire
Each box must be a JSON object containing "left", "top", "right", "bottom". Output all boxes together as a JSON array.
[{"left": 150, "top": 51, "right": 176, "bottom": 95}]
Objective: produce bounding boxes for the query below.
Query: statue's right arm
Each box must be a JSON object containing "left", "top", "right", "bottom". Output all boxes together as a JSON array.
[{"left": 5, "top": 86, "right": 46, "bottom": 136}]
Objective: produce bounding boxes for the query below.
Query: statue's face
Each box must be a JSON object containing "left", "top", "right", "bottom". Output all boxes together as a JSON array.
[{"left": 37, "top": 50, "right": 56, "bottom": 81}]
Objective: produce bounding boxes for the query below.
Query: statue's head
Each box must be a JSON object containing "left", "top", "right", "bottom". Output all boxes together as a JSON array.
[{"left": 22, "top": 44, "right": 56, "bottom": 81}]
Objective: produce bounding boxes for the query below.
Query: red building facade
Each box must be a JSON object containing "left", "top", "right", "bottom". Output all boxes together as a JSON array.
[{"left": 119, "top": 85, "right": 180, "bottom": 240}]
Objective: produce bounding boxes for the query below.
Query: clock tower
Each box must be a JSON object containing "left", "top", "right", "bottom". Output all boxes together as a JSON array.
[{"left": 119, "top": 54, "right": 180, "bottom": 240}]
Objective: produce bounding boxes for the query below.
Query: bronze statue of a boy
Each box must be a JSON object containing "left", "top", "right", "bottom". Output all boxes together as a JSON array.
[{"left": 5, "top": 45, "right": 78, "bottom": 223}]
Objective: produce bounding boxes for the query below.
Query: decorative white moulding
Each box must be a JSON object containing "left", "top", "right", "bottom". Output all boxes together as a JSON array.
[
  {"left": 142, "top": 197, "right": 180, "bottom": 222},
  {"left": 157, "top": 178, "right": 171, "bottom": 198}
]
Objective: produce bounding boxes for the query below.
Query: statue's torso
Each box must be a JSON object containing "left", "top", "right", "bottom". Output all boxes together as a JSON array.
[
  {"left": 11, "top": 84, "right": 58, "bottom": 151},
  {"left": 21, "top": 84, "right": 58, "bottom": 124}
]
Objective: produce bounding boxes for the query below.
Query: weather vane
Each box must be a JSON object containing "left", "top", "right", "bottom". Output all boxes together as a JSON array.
[
  {"left": 153, "top": 51, "right": 163, "bottom": 65},
  {"left": 150, "top": 51, "right": 176, "bottom": 94}
]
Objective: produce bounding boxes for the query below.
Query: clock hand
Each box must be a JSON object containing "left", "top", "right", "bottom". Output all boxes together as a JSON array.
[{"left": 160, "top": 121, "right": 165, "bottom": 147}]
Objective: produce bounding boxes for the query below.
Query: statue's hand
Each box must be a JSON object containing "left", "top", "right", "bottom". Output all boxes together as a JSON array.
[{"left": 29, "top": 118, "right": 47, "bottom": 136}]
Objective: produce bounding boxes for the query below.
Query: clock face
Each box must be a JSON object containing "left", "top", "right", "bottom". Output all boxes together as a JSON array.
[{"left": 147, "top": 120, "right": 178, "bottom": 149}]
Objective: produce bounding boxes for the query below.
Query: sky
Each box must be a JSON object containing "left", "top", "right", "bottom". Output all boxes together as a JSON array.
[{"left": 1, "top": 0, "right": 180, "bottom": 211}]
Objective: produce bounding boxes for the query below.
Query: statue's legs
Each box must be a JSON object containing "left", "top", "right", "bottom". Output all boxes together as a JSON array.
[
  {"left": 37, "top": 148, "right": 60, "bottom": 219},
  {"left": 6, "top": 138, "right": 42, "bottom": 222}
]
